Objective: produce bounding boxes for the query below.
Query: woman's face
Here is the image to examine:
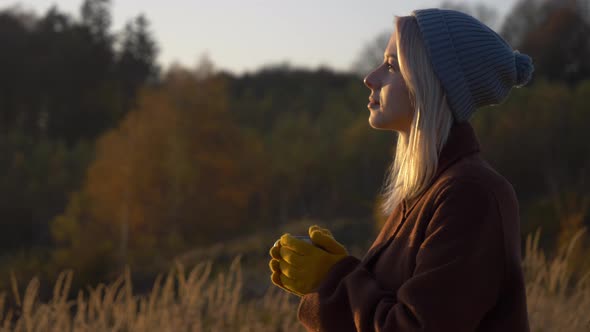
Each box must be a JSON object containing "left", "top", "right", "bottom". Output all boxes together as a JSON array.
[{"left": 363, "top": 31, "right": 414, "bottom": 134}]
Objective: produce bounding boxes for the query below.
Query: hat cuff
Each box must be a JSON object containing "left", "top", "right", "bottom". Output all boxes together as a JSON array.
[{"left": 411, "top": 8, "right": 475, "bottom": 122}]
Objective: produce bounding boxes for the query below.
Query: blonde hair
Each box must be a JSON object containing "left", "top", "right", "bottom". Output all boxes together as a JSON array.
[{"left": 378, "top": 15, "right": 456, "bottom": 217}]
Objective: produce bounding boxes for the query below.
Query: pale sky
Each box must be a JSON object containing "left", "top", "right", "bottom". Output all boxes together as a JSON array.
[{"left": 7, "top": 0, "right": 518, "bottom": 75}]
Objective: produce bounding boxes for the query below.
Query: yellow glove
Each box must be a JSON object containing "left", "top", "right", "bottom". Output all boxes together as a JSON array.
[{"left": 268, "top": 225, "right": 349, "bottom": 297}]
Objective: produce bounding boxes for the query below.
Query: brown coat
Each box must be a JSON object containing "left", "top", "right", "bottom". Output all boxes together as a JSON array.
[{"left": 297, "top": 121, "right": 530, "bottom": 332}]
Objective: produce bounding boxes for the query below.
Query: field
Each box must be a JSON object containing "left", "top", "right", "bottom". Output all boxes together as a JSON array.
[{"left": 0, "top": 220, "right": 588, "bottom": 331}]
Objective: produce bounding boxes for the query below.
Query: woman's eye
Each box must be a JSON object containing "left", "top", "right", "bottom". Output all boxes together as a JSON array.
[{"left": 386, "top": 63, "right": 396, "bottom": 72}]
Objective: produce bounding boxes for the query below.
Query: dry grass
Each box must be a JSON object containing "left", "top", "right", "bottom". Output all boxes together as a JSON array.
[
  {"left": 1, "top": 255, "right": 304, "bottom": 332},
  {"left": 0, "top": 227, "right": 588, "bottom": 331},
  {"left": 523, "top": 227, "right": 590, "bottom": 331}
]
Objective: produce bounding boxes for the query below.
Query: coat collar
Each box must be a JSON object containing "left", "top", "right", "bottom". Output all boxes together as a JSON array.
[{"left": 402, "top": 121, "right": 481, "bottom": 216}]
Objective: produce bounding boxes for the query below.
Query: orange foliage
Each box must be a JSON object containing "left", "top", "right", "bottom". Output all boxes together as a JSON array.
[{"left": 53, "top": 66, "right": 267, "bottom": 276}]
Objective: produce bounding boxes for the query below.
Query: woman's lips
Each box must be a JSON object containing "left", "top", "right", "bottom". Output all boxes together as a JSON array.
[{"left": 368, "top": 97, "right": 380, "bottom": 108}]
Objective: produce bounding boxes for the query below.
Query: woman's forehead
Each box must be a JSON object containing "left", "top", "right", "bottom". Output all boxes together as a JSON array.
[{"left": 385, "top": 34, "right": 397, "bottom": 57}]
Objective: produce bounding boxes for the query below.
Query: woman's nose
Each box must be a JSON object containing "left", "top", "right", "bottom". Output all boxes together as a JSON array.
[{"left": 364, "top": 71, "right": 378, "bottom": 89}]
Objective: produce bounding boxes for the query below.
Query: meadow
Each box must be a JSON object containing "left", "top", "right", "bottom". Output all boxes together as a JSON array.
[{"left": 0, "top": 220, "right": 588, "bottom": 332}]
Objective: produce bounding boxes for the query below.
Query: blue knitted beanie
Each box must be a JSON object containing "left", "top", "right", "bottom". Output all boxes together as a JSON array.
[{"left": 411, "top": 8, "right": 535, "bottom": 123}]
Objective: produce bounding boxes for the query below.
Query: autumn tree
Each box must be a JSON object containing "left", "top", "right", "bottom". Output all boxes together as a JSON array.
[{"left": 51, "top": 63, "right": 266, "bottom": 279}]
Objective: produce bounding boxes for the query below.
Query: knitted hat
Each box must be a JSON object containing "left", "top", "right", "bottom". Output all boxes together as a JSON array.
[{"left": 411, "top": 8, "right": 535, "bottom": 123}]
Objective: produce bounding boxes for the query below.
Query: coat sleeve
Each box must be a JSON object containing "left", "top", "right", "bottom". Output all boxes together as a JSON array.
[{"left": 297, "top": 179, "right": 506, "bottom": 332}]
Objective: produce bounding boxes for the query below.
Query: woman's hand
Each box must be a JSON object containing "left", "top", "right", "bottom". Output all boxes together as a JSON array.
[{"left": 269, "top": 225, "right": 349, "bottom": 296}]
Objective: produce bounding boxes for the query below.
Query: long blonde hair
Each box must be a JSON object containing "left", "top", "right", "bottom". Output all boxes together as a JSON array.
[{"left": 378, "top": 15, "right": 456, "bottom": 217}]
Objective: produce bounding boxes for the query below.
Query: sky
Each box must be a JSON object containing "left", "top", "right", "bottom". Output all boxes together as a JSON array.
[{"left": 8, "top": 0, "right": 518, "bottom": 75}]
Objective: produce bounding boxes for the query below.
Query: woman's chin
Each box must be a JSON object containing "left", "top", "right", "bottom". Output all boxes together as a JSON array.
[
  {"left": 369, "top": 114, "right": 398, "bottom": 131},
  {"left": 368, "top": 115, "right": 384, "bottom": 130}
]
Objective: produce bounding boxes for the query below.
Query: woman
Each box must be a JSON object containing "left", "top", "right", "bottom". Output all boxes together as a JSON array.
[{"left": 269, "top": 8, "right": 533, "bottom": 332}]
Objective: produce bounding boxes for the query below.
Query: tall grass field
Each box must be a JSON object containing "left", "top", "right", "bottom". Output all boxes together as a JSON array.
[{"left": 0, "top": 225, "right": 588, "bottom": 331}]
